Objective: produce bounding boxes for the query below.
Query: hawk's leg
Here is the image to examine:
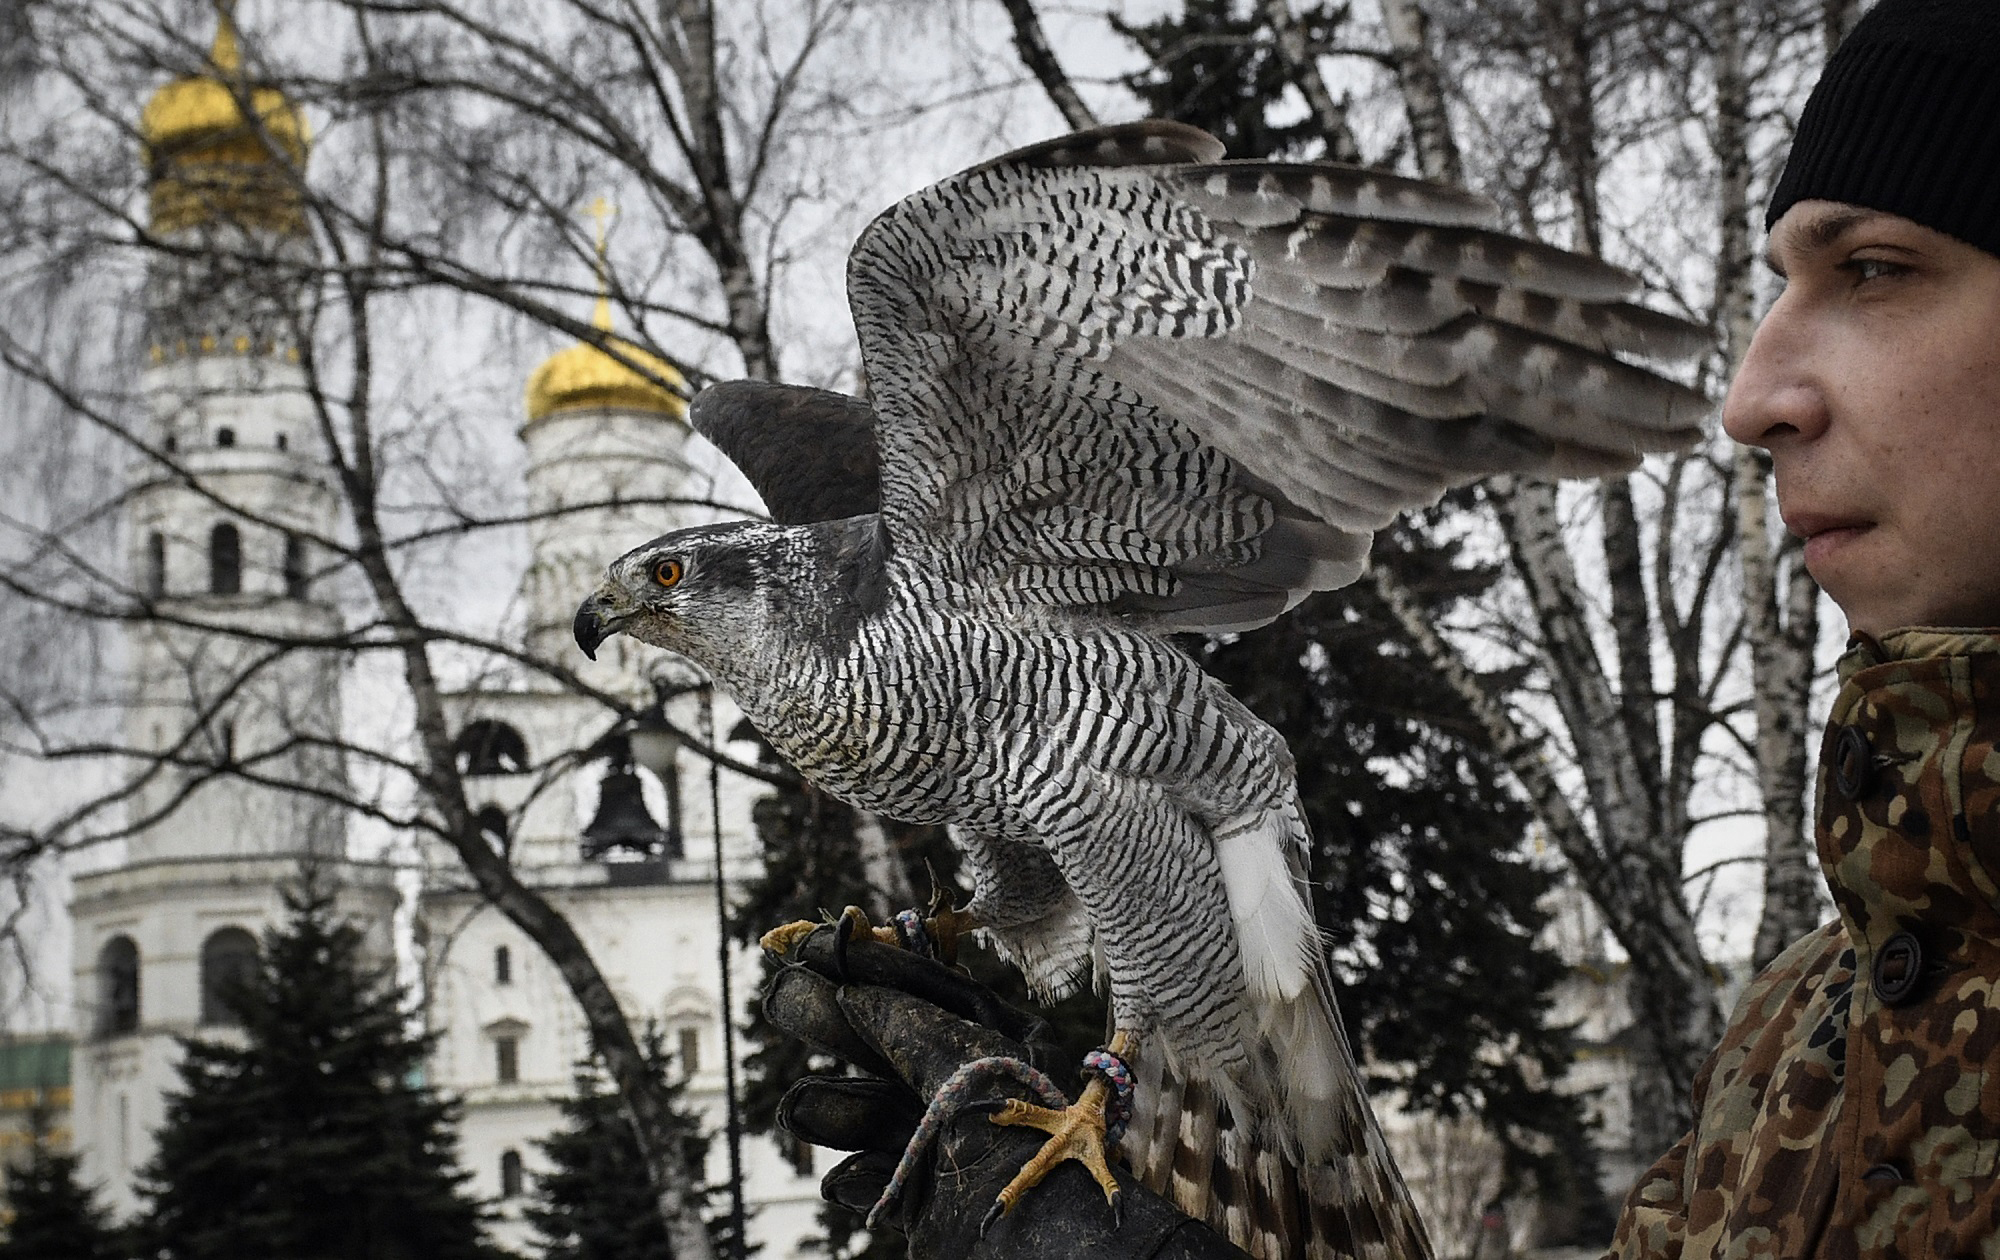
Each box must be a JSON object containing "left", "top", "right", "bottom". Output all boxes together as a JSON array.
[
  {"left": 980, "top": 1030, "right": 1137, "bottom": 1234},
  {"left": 895, "top": 894, "right": 981, "bottom": 966}
]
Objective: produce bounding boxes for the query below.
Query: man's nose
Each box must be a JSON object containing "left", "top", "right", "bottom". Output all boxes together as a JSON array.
[{"left": 1721, "top": 295, "right": 1830, "bottom": 449}]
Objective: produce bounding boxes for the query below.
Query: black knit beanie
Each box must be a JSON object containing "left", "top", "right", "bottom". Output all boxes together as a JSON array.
[{"left": 1766, "top": 0, "right": 2000, "bottom": 258}]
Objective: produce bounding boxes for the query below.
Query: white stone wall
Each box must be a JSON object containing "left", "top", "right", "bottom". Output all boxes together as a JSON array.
[
  {"left": 421, "top": 875, "right": 827, "bottom": 1257},
  {"left": 122, "top": 352, "right": 351, "bottom": 866},
  {"left": 70, "top": 329, "right": 389, "bottom": 1218}
]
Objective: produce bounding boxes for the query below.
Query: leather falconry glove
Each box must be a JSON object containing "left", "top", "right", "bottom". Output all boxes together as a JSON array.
[{"left": 764, "top": 924, "right": 1250, "bottom": 1260}]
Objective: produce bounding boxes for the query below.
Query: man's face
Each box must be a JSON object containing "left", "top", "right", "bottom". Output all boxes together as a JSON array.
[{"left": 1724, "top": 200, "right": 2000, "bottom": 635}]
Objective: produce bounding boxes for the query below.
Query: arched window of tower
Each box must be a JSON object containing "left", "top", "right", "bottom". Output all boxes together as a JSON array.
[
  {"left": 275, "top": 432, "right": 288, "bottom": 451},
  {"left": 677, "top": 1024, "right": 701, "bottom": 1077},
  {"left": 454, "top": 720, "right": 529, "bottom": 776},
  {"left": 96, "top": 936, "right": 140, "bottom": 1038},
  {"left": 199, "top": 926, "right": 260, "bottom": 1025},
  {"left": 499, "top": 1149, "right": 524, "bottom": 1199},
  {"left": 209, "top": 522, "right": 241, "bottom": 595},
  {"left": 283, "top": 533, "right": 309, "bottom": 599},
  {"left": 216, "top": 427, "right": 236, "bottom": 448},
  {"left": 145, "top": 531, "right": 166, "bottom": 598},
  {"left": 494, "top": 944, "right": 512, "bottom": 985},
  {"left": 475, "top": 805, "right": 511, "bottom": 860}
]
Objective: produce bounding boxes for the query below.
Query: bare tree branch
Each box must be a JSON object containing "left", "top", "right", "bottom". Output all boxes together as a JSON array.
[{"left": 995, "top": 0, "right": 1099, "bottom": 130}]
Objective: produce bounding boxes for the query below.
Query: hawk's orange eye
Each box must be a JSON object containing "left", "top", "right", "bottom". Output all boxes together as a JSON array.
[{"left": 654, "top": 559, "right": 684, "bottom": 588}]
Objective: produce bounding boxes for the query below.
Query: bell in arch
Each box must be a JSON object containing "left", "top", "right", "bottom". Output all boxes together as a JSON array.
[{"left": 581, "top": 736, "right": 665, "bottom": 860}]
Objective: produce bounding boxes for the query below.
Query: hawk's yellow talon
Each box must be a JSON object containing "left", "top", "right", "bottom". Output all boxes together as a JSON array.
[
  {"left": 759, "top": 908, "right": 902, "bottom": 960},
  {"left": 836, "top": 905, "right": 903, "bottom": 948},
  {"left": 985, "top": 1079, "right": 1121, "bottom": 1219},
  {"left": 759, "top": 919, "right": 822, "bottom": 956}
]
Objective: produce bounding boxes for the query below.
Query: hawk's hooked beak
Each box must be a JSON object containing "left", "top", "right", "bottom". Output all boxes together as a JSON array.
[{"left": 573, "top": 589, "right": 627, "bottom": 661}]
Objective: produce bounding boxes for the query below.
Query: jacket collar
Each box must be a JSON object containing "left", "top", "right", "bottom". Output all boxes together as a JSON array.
[{"left": 1818, "top": 628, "right": 2000, "bottom": 957}]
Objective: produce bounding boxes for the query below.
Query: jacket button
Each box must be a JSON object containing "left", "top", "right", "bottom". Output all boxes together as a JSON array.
[
  {"left": 1832, "top": 726, "right": 1874, "bottom": 799},
  {"left": 1860, "top": 1162, "right": 1906, "bottom": 1184},
  {"left": 1872, "top": 933, "right": 1923, "bottom": 1006}
]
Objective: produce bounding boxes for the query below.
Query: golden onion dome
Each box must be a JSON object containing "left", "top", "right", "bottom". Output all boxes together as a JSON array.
[
  {"left": 524, "top": 298, "right": 689, "bottom": 423},
  {"left": 140, "top": 12, "right": 310, "bottom": 235}
]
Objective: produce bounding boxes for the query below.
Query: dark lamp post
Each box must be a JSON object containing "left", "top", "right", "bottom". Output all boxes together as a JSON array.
[{"left": 633, "top": 675, "right": 746, "bottom": 1259}]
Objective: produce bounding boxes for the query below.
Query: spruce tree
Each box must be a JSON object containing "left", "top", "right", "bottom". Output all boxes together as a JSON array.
[
  {"left": 0, "top": 1144, "right": 122, "bottom": 1260},
  {"left": 526, "top": 1028, "right": 719, "bottom": 1260},
  {"left": 135, "top": 875, "right": 497, "bottom": 1260},
  {"left": 1112, "top": 0, "right": 1345, "bottom": 160}
]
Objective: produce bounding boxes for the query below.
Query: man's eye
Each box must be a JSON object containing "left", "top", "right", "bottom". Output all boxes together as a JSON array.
[{"left": 1845, "top": 257, "right": 1907, "bottom": 283}]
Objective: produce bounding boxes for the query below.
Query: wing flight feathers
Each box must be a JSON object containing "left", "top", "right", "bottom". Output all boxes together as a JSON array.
[
  {"left": 1178, "top": 162, "right": 1500, "bottom": 230},
  {"left": 833, "top": 121, "right": 1710, "bottom": 631}
]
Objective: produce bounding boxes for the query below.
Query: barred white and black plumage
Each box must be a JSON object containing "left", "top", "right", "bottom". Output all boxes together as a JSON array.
[{"left": 577, "top": 121, "right": 1707, "bottom": 1260}]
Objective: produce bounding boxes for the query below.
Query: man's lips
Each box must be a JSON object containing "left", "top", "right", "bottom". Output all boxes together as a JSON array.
[{"left": 1784, "top": 512, "right": 1873, "bottom": 566}]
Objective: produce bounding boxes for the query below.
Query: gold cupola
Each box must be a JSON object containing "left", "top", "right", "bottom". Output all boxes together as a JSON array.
[
  {"left": 524, "top": 201, "right": 687, "bottom": 424},
  {"left": 140, "top": 4, "right": 310, "bottom": 236}
]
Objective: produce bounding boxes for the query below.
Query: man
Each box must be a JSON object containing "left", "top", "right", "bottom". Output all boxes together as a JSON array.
[
  {"left": 769, "top": 0, "right": 2000, "bottom": 1254},
  {"left": 1611, "top": 0, "right": 2000, "bottom": 1254}
]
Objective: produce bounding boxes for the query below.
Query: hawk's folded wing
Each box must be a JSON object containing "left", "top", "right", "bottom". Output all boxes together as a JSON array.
[{"left": 689, "top": 382, "right": 880, "bottom": 526}]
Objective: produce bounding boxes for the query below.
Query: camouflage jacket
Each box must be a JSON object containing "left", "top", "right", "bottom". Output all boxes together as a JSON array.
[{"left": 1610, "top": 629, "right": 2000, "bottom": 1260}]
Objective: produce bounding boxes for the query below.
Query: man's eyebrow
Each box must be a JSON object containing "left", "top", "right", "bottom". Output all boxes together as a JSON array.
[{"left": 1764, "top": 207, "right": 1890, "bottom": 273}]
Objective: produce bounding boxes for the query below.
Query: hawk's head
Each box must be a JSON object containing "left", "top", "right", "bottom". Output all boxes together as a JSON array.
[{"left": 573, "top": 521, "right": 786, "bottom": 664}]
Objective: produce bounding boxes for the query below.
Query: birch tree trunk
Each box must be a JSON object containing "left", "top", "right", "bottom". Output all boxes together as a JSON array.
[
  {"left": 1714, "top": 0, "right": 1827, "bottom": 972},
  {"left": 658, "top": 0, "right": 779, "bottom": 383},
  {"left": 1378, "top": 0, "right": 1464, "bottom": 185},
  {"left": 1491, "top": 480, "right": 1725, "bottom": 1141},
  {"left": 997, "top": 0, "right": 1100, "bottom": 130}
]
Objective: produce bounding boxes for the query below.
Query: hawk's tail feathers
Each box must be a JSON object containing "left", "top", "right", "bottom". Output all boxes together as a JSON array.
[{"left": 1120, "top": 1041, "right": 1435, "bottom": 1260}]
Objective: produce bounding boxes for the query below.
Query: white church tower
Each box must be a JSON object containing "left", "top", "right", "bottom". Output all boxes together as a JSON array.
[
  {"left": 418, "top": 208, "right": 822, "bottom": 1253},
  {"left": 68, "top": 8, "right": 397, "bottom": 1217}
]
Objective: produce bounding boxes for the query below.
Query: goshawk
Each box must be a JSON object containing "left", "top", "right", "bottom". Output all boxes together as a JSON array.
[{"left": 574, "top": 121, "right": 1706, "bottom": 1260}]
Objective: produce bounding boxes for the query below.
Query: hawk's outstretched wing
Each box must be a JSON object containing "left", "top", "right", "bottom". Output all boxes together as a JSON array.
[{"left": 829, "top": 120, "right": 1704, "bottom": 631}]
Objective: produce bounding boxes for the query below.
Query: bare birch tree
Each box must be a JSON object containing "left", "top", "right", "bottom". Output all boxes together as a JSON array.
[{"left": 1366, "top": 0, "right": 1835, "bottom": 1156}]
